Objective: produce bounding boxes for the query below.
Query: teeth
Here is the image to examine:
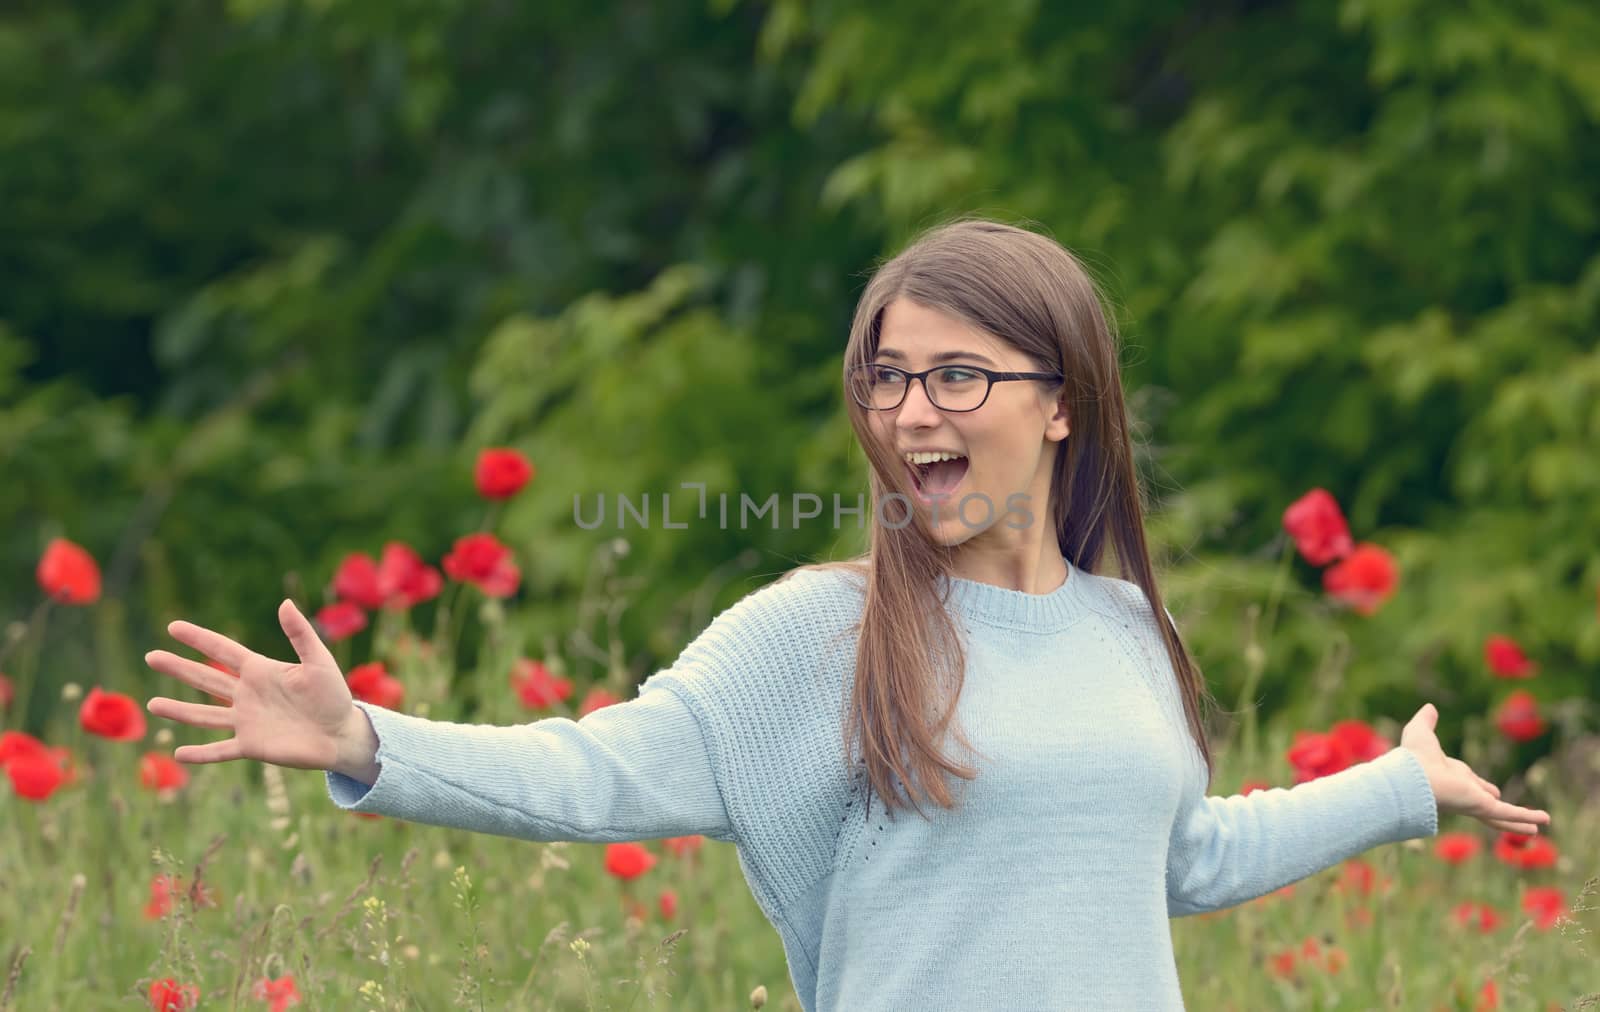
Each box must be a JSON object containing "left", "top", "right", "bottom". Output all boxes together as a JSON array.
[{"left": 904, "top": 451, "right": 966, "bottom": 465}]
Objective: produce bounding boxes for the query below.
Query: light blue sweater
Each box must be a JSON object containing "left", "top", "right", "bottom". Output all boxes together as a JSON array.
[{"left": 327, "top": 558, "right": 1439, "bottom": 1010}]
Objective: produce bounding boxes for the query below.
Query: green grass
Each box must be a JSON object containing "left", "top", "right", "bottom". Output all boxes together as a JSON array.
[{"left": 1, "top": 714, "right": 1594, "bottom": 1011}]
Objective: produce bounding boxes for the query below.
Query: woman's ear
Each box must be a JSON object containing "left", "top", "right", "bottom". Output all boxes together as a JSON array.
[{"left": 1044, "top": 390, "right": 1070, "bottom": 442}]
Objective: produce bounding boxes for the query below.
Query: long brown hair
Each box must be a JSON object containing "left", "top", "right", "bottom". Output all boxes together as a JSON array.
[{"left": 797, "top": 215, "right": 1218, "bottom": 821}]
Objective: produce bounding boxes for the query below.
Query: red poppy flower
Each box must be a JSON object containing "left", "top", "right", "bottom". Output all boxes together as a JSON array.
[
  {"left": 143, "top": 874, "right": 220, "bottom": 920},
  {"left": 477, "top": 555, "right": 521, "bottom": 598},
  {"left": 1267, "top": 948, "right": 1296, "bottom": 979},
  {"left": 577, "top": 687, "right": 622, "bottom": 718},
  {"left": 1331, "top": 858, "right": 1384, "bottom": 897},
  {"left": 139, "top": 752, "right": 189, "bottom": 793},
  {"left": 1492, "top": 831, "right": 1557, "bottom": 870},
  {"left": 144, "top": 874, "right": 177, "bottom": 920},
  {"left": 658, "top": 889, "right": 678, "bottom": 920},
  {"left": 604, "top": 842, "right": 656, "bottom": 881},
  {"left": 511, "top": 659, "right": 572, "bottom": 710},
  {"left": 6, "top": 751, "right": 66, "bottom": 801},
  {"left": 0, "top": 730, "right": 50, "bottom": 766},
  {"left": 345, "top": 663, "right": 404, "bottom": 709},
  {"left": 1493, "top": 691, "right": 1545, "bottom": 742},
  {"left": 1472, "top": 979, "right": 1497, "bottom": 1012},
  {"left": 252, "top": 975, "right": 302, "bottom": 1012},
  {"left": 1239, "top": 779, "right": 1271, "bottom": 795},
  {"left": 1328, "top": 719, "right": 1390, "bottom": 762},
  {"left": 1477, "top": 978, "right": 1499, "bottom": 1012},
  {"left": 1282, "top": 489, "right": 1353, "bottom": 566},
  {"left": 475, "top": 448, "right": 535, "bottom": 500},
  {"left": 1321, "top": 945, "right": 1348, "bottom": 973},
  {"left": 1521, "top": 887, "right": 1567, "bottom": 930},
  {"left": 37, "top": 537, "right": 102, "bottom": 605},
  {"left": 661, "top": 835, "right": 704, "bottom": 858},
  {"left": 332, "top": 553, "right": 386, "bottom": 609},
  {"left": 443, "top": 533, "right": 520, "bottom": 597},
  {"left": 1451, "top": 901, "right": 1501, "bottom": 933},
  {"left": 1322, "top": 543, "right": 1399, "bottom": 615},
  {"left": 1483, "top": 635, "right": 1537, "bottom": 679},
  {"left": 0, "top": 672, "right": 12, "bottom": 709},
  {"left": 79, "top": 687, "right": 147, "bottom": 741},
  {"left": 375, "top": 543, "right": 443, "bottom": 608},
  {"left": 148, "top": 978, "right": 198, "bottom": 1011},
  {"left": 1434, "top": 832, "right": 1481, "bottom": 864},
  {"left": 443, "top": 532, "right": 508, "bottom": 582},
  {"left": 315, "top": 601, "right": 368, "bottom": 642},
  {"left": 334, "top": 545, "right": 443, "bottom": 611},
  {"left": 1287, "top": 731, "right": 1353, "bottom": 783}
]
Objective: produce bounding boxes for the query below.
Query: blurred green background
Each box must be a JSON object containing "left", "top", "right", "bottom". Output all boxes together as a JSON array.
[{"left": 4, "top": 0, "right": 1597, "bottom": 746}]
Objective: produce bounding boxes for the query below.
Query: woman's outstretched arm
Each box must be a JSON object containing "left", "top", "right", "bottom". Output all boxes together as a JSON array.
[
  {"left": 145, "top": 599, "right": 733, "bottom": 844},
  {"left": 1165, "top": 706, "right": 1552, "bottom": 917}
]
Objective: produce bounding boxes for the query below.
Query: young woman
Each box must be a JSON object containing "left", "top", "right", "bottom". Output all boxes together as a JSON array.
[{"left": 145, "top": 219, "right": 1550, "bottom": 1010}]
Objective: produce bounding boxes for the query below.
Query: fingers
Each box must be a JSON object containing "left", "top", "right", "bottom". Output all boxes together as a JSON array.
[
  {"left": 1484, "top": 818, "right": 1543, "bottom": 836},
  {"left": 147, "top": 697, "right": 236, "bottom": 731},
  {"left": 144, "top": 651, "right": 238, "bottom": 703},
  {"left": 172, "top": 739, "right": 244, "bottom": 765},
  {"left": 278, "top": 599, "right": 336, "bottom": 670},
  {"left": 165, "top": 619, "right": 256, "bottom": 672},
  {"left": 1491, "top": 801, "right": 1551, "bottom": 827},
  {"left": 1477, "top": 799, "right": 1551, "bottom": 836}
]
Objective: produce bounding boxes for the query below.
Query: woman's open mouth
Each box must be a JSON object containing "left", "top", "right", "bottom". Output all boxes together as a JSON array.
[{"left": 905, "top": 455, "right": 970, "bottom": 505}]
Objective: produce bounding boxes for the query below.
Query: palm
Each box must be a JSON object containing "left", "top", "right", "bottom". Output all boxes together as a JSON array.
[
  {"left": 1399, "top": 704, "right": 1552, "bottom": 836},
  {"left": 145, "top": 600, "right": 354, "bottom": 770}
]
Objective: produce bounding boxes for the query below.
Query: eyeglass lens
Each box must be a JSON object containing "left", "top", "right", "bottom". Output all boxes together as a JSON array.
[{"left": 850, "top": 366, "right": 989, "bottom": 411}]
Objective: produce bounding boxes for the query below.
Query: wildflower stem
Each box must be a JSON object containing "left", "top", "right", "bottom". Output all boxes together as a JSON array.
[
  {"left": 0, "top": 945, "right": 30, "bottom": 1010},
  {"left": 0, "top": 595, "right": 54, "bottom": 716},
  {"left": 1238, "top": 537, "right": 1294, "bottom": 759},
  {"left": 52, "top": 874, "right": 85, "bottom": 956}
]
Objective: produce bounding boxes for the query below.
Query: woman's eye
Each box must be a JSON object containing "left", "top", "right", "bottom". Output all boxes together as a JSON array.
[
  {"left": 938, "top": 368, "right": 979, "bottom": 383},
  {"left": 872, "top": 368, "right": 904, "bottom": 384}
]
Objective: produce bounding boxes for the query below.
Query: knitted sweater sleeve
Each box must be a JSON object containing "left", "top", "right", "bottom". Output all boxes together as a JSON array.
[
  {"left": 1090, "top": 584, "right": 1440, "bottom": 916},
  {"left": 325, "top": 683, "right": 734, "bottom": 843},
  {"left": 1164, "top": 746, "right": 1438, "bottom": 916},
  {"left": 1150, "top": 598, "right": 1439, "bottom": 915},
  {"left": 323, "top": 565, "right": 861, "bottom": 887}
]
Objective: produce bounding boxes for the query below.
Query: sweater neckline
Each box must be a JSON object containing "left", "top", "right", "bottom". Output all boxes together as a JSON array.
[{"left": 940, "top": 555, "right": 1089, "bottom": 630}]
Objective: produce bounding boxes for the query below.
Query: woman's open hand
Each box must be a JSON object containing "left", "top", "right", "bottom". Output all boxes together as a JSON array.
[
  {"left": 145, "top": 599, "right": 376, "bottom": 778},
  {"left": 1400, "top": 703, "right": 1552, "bottom": 836}
]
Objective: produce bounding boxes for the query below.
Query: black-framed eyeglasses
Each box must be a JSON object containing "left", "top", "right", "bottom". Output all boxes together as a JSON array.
[{"left": 847, "top": 363, "right": 1064, "bottom": 412}]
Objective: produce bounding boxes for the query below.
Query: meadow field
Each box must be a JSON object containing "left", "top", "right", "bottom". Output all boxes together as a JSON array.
[
  {"left": 2, "top": 687, "right": 1595, "bottom": 1010},
  {"left": 3, "top": 509, "right": 1596, "bottom": 1011}
]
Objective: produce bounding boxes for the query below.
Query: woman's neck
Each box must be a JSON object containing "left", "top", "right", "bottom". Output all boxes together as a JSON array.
[{"left": 946, "top": 540, "right": 1069, "bottom": 596}]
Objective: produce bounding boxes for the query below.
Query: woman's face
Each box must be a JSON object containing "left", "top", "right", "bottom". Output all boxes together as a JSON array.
[{"left": 867, "top": 297, "right": 1069, "bottom": 546}]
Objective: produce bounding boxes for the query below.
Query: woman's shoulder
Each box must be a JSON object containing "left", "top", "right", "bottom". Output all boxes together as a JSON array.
[
  {"left": 765, "top": 559, "right": 869, "bottom": 603},
  {"left": 1068, "top": 563, "right": 1170, "bottom": 631},
  {"left": 641, "top": 560, "right": 864, "bottom": 714},
  {"left": 718, "top": 558, "right": 865, "bottom": 619},
  {"left": 664, "top": 558, "right": 865, "bottom": 667}
]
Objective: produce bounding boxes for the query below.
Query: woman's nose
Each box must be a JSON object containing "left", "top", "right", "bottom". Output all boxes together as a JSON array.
[{"left": 895, "top": 377, "right": 943, "bottom": 426}]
